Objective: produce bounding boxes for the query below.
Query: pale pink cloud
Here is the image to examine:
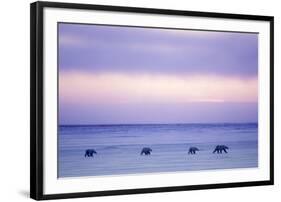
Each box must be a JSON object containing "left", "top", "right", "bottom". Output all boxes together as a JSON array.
[{"left": 59, "top": 71, "right": 258, "bottom": 105}]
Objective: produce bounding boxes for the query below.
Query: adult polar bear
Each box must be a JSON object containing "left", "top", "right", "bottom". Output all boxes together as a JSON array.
[
  {"left": 140, "top": 147, "right": 152, "bottom": 155},
  {"left": 213, "top": 145, "right": 229, "bottom": 154}
]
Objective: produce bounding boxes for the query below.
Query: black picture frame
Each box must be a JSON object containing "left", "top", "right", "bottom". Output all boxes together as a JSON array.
[{"left": 30, "top": 1, "right": 274, "bottom": 200}]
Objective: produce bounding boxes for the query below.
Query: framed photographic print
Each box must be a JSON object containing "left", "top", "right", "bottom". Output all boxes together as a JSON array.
[{"left": 30, "top": 1, "right": 274, "bottom": 200}]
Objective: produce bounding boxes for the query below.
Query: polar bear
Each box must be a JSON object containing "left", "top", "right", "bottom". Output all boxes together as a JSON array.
[
  {"left": 188, "top": 147, "right": 199, "bottom": 154},
  {"left": 141, "top": 147, "right": 152, "bottom": 155},
  {"left": 213, "top": 145, "right": 229, "bottom": 154},
  {"left": 84, "top": 149, "right": 97, "bottom": 157}
]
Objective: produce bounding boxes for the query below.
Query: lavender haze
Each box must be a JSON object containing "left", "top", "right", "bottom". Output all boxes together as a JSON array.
[{"left": 58, "top": 23, "right": 258, "bottom": 125}]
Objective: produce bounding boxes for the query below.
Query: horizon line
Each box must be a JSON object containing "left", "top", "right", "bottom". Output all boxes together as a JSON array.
[{"left": 59, "top": 122, "right": 258, "bottom": 127}]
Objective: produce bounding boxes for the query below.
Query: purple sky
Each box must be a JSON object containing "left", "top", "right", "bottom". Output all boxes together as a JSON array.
[{"left": 58, "top": 23, "right": 258, "bottom": 125}]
